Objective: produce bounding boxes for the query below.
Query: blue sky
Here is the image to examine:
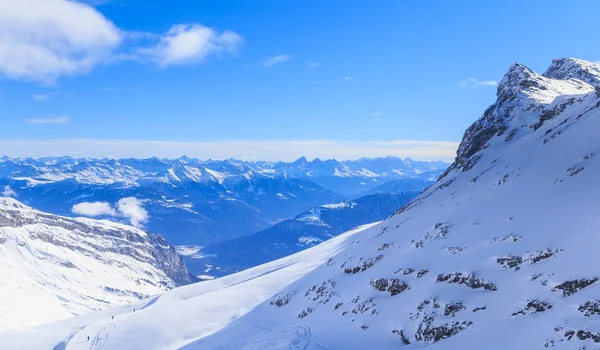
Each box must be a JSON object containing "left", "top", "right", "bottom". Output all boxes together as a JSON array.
[{"left": 1, "top": 0, "right": 599, "bottom": 161}]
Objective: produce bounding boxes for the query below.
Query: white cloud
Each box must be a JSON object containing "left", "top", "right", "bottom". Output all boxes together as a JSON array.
[
  {"left": 306, "top": 61, "right": 320, "bottom": 68},
  {"left": 262, "top": 54, "right": 291, "bottom": 67},
  {"left": 138, "top": 24, "right": 243, "bottom": 66},
  {"left": 71, "top": 197, "right": 148, "bottom": 227},
  {"left": 370, "top": 111, "right": 385, "bottom": 116},
  {"left": 33, "top": 94, "right": 49, "bottom": 102},
  {"left": 2, "top": 185, "right": 16, "bottom": 197},
  {"left": 116, "top": 197, "right": 148, "bottom": 228},
  {"left": 459, "top": 78, "right": 498, "bottom": 88},
  {"left": 0, "top": 139, "right": 460, "bottom": 162},
  {"left": 0, "top": 0, "right": 122, "bottom": 83},
  {"left": 26, "top": 116, "right": 69, "bottom": 124},
  {"left": 345, "top": 76, "right": 356, "bottom": 81},
  {"left": 0, "top": 0, "right": 242, "bottom": 82},
  {"left": 72, "top": 201, "right": 116, "bottom": 217}
]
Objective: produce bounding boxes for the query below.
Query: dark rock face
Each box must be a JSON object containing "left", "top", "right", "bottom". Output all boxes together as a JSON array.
[
  {"left": 370, "top": 278, "right": 410, "bottom": 296},
  {"left": 343, "top": 255, "right": 384, "bottom": 274},
  {"left": 552, "top": 278, "right": 599, "bottom": 297},
  {"left": 415, "top": 319, "right": 473, "bottom": 344},
  {"left": 444, "top": 302, "right": 466, "bottom": 317},
  {"left": 392, "top": 329, "right": 411, "bottom": 344},
  {"left": 564, "top": 330, "right": 600, "bottom": 343},
  {"left": 436, "top": 273, "right": 497, "bottom": 291},
  {"left": 511, "top": 300, "right": 553, "bottom": 316},
  {"left": 497, "top": 255, "right": 523, "bottom": 270},
  {"left": 579, "top": 300, "right": 600, "bottom": 316},
  {"left": 148, "top": 233, "right": 192, "bottom": 286}
]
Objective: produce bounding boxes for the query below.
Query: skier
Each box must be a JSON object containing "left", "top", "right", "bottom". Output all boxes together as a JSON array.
[
  {"left": 112, "top": 316, "right": 114, "bottom": 320},
  {"left": 133, "top": 308, "right": 135, "bottom": 313},
  {"left": 87, "top": 336, "right": 90, "bottom": 341}
]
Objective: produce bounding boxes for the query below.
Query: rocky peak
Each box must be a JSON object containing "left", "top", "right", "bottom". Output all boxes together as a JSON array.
[
  {"left": 441, "top": 58, "right": 599, "bottom": 179},
  {"left": 543, "top": 57, "right": 600, "bottom": 87}
]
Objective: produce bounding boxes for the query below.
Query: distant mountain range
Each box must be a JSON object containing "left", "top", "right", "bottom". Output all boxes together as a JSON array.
[
  {"left": 191, "top": 191, "right": 420, "bottom": 277},
  {"left": 0, "top": 156, "right": 447, "bottom": 245}
]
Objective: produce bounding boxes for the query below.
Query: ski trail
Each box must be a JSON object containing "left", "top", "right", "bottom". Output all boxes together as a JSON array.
[
  {"left": 89, "top": 321, "right": 116, "bottom": 350},
  {"left": 197, "top": 324, "right": 328, "bottom": 350},
  {"left": 65, "top": 310, "right": 136, "bottom": 350}
]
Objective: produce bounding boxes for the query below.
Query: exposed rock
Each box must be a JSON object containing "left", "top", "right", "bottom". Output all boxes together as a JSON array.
[
  {"left": 436, "top": 273, "right": 497, "bottom": 291},
  {"left": 552, "top": 278, "right": 599, "bottom": 297}
]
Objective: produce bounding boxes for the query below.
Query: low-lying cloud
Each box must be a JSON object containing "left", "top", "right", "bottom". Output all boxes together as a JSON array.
[
  {"left": 116, "top": 197, "right": 148, "bottom": 228},
  {"left": 72, "top": 201, "right": 116, "bottom": 217},
  {"left": 71, "top": 197, "right": 148, "bottom": 228}
]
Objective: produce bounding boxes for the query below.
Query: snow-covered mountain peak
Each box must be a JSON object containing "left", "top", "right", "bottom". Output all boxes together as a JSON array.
[
  {"left": 497, "top": 61, "right": 592, "bottom": 105},
  {"left": 543, "top": 57, "right": 600, "bottom": 87},
  {"left": 0, "top": 197, "right": 29, "bottom": 210},
  {"left": 444, "top": 58, "right": 599, "bottom": 177}
]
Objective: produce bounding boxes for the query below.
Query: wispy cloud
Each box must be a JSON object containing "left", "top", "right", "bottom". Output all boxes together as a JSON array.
[
  {"left": 459, "top": 78, "right": 498, "bottom": 88},
  {"left": 345, "top": 76, "right": 356, "bottom": 82},
  {"left": 33, "top": 94, "right": 49, "bottom": 102},
  {"left": 370, "top": 111, "right": 385, "bottom": 117},
  {"left": 262, "top": 55, "right": 292, "bottom": 67},
  {"left": 2, "top": 185, "right": 16, "bottom": 197},
  {"left": 26, "top": 116, "right": 70, "bottom": 124},
  {"left": 137, "top": 24, "right": 243, "bottom": 66},
  {"left": 0, "top": 139, "right": 460, "bottom": 162},
  {"left": 306, "top": 61, "right": 320, "bottom": 68}
]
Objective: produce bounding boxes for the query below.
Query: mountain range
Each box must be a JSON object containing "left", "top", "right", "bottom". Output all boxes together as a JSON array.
[
  {"left": 0, "top": 156, "right": 446, "bottom": 246},
  {"left": 4, "top": 57, "right": 599, "bottom": 349}
]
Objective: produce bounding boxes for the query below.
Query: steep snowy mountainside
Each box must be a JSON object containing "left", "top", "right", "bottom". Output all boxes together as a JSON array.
[
  {"left": 0, "top": 223, "right": 378, "bottom": 350},
  {"left": 192, "top": 191, "right": 421, "bottom": 277},
  {"left": 0, "top": 197, "right": 190, "bottom": 331},
  {"left": 189, "top": 58, "right": 600, "bottom": 349}
]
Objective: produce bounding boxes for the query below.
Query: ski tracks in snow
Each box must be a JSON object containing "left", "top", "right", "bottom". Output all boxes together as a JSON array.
[
  {"left": 64, "top": 311, "right": 133, "bottom": 350},
  {"left": 205, "top": 324, "right": 328, "bottom": 350}
]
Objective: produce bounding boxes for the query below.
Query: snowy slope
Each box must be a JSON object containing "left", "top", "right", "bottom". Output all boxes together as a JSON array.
[
  {"left": 0, "top": 197, "right": 190, "bottom": 331},
  {"left": 0, "top": 223, "right": 378, "bottom": 350},
  {"left": 4, "top": 57, "right": 600, "bottom": 349}
]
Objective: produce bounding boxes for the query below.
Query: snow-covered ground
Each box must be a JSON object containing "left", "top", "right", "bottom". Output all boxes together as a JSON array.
[{"left": 0, "top": 223, "right": 377, "bottom": 350}]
